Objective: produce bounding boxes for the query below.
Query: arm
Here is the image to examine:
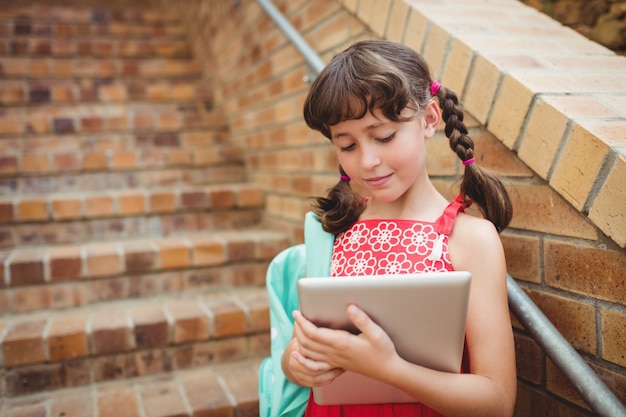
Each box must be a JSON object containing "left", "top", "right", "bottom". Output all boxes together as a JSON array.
[{"left": 291, "top": 215, "right": 516, "bottom": 417}]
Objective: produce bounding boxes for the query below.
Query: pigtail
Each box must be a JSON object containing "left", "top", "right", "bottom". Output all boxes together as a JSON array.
[
  {"left": 437, "top": 85, "right": 513, "bottom": 232},
  {"left": 312, "top": 166, "right": 365, "bottom": 234}
]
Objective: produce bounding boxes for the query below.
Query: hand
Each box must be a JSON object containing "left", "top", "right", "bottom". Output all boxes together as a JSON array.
[
  {"left": 286, "top": 337, "right": 345, "bottom": 387},
  {"left": 293, "top": 305, "right": 398, "bottom": 380}
]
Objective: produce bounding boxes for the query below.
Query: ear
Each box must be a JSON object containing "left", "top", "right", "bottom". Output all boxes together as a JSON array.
[{"left": 423, "top": 100, "right": 442, "bottom": 139}]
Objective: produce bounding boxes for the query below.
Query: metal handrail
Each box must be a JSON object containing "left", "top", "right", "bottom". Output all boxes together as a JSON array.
[
  {"left": 256, "top": 0, "right": 325, "bottom": 78},
  {"left": 255, "top": 1, "right": 626, "bottom": 415},
  {"left": 508, "top": 275, "right": 626, "bottom": 416}
]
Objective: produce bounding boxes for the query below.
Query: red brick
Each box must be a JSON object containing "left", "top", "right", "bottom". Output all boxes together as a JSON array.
[
  {"left": 85, "top": 242, "right": 122, "bottom": 277},
  {"left": 166, "top": 300, "right": 210, "bottom": 343},
  {"left": 544, "top": 240, "right": 626, "bottom": 304},
  {"left": 219, "top": 362, "right": 259, "bottom": 415},
  {"left": 4, "top": 403, "right": 47, "bottom": 417},
  {"left": 237, "top": 186, "right": 264, "bottom": 207},
  {"left": 47, "top": 315, "right": 89, "bottom": 361},
  {"left": 241, "top": 291, "right": 270, "bottom": 332},
  {"left": 90, "top": 307, "right": 132, "bottom": 354},
  {"left": 139, "top": 380, "right": 188, "bottom": 417},
  {"left": 111, "top": 151, "right": 136, "bottom": 170},
  {"left": 149, "top": 191, "right": 176, "bottom": 213},
  {"left": 209, "top": 188, "right": 235, "bottom": 209},
  {"left": 10, "top": 286, "right": 50, "bottom": 312},
  {"left": 49, "top": 246, "right": 83, "bottom": 281},
  {"left": 123, "top": 241, "right": 156, "bottom": 273},
  {"left": 0, "top": 201, "right": 14, "bottom": 222},
  {"left": 181, "top": 190, "right": 206, "bottom": 209},
  {"left": 2, "top": 319, "right": 47, "bottom": 366},
  {"left": 181, "top": 371, "right": 232, "bottom": 416},
  {"left": 83, "top": 152, "right": 108, "bottom": 170},
  {"left": 51, "top": 197, "right": 83, "bottom": 220},
  {"left": 9, "top": 249, "right": 46, "bottom": 285},
  {"left": 130, "top": 304, "right": 169, "bottom": 348},
  {"left": 206, "top": 297, "right": 247, "bottom": 338},
  {"left": 155, "top": 238, "right": 190, "bottom": 269},
  {"left": 54, "top": 152, "right": 81, "bottom": 171},
  {"left": 0, "top": 155, "right": 18, "bottom": 175},
  {"left": 16, "top": 199, "right": 48, "bottom": 221},
  {"left": 187, "top": 236, "right": 225, "bottom": 266},
  {"left": 602, "top": 310, "right": 626, "bottom": 367},
  {"left": 118, "top": 192, "right": 146, "bottom": 215},
  {"left": 50, "top": 390, "right": 95, "bottom": 417},
  {"left": 85, "top": 195, "right": 114, "bottom": 217},
  {"left": 98, "top": 385, "right": 141, "bottom": 417}
]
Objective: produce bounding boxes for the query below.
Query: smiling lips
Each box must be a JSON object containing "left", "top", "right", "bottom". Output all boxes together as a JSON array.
[{"left": 364, "top": 173, "right": 392, "bottom": 187}]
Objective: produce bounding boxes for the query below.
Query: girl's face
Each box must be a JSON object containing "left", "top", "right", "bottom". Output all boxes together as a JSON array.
[{"left": 329, "top": 101, "right": 440, "bottom": 206}]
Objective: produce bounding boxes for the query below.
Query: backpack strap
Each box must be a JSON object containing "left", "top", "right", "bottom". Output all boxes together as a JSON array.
[{"left": 304, "top": 211, "right": 334, "bottom": 277}]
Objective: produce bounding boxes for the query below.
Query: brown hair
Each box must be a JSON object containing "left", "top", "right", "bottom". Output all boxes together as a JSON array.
[{"left": 304, "top": 40, "right": 512, "bottom": 234}]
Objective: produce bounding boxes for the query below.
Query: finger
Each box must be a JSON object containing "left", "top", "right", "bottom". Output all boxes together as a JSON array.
[
  {"left": 346, "top": 304, "right": 381, "bottom": 336},
  {"left": 292, "top": 351, "right": 345, "bottom": 386}
]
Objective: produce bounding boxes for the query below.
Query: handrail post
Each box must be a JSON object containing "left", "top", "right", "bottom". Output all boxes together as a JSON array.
[{"left": 507, "top": 275, "right": 626, "bottom": 417}]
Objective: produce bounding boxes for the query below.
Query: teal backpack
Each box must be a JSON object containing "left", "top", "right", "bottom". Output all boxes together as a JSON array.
[{"left": 258, "top": 212, "right": 335, "bottom": 417}]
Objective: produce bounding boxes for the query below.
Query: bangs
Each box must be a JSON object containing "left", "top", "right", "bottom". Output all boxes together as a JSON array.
[{"left": 304, "top": 51, "right": 416, "bottom": 139}]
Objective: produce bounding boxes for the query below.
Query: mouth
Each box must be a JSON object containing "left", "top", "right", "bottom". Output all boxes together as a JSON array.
[{"left": 364, "top": 173, "right": 392, "bottom": 186}]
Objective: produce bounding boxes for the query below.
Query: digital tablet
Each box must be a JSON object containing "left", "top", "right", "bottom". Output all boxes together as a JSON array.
[{"left": 297, "top": 271, "right": 471, "bottom": 405}]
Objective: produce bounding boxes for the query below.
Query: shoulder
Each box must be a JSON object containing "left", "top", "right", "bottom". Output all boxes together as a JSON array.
[{"left": 447, "top": 213, "right": 505, "bottom": 273}]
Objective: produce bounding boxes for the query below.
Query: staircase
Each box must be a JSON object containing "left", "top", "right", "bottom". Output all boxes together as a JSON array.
[{"left": 0, "top": 4, "right": 286, "bottom": 415}]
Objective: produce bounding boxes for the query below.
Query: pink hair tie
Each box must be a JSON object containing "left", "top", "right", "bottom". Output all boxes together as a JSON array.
[
  {"left": 430, "top": 80, "right": 441, "bottom": 96},
  {"left": 463, "top": 157, "right": 475, "bottom": 166},
  {"left": 340, "top": 175, "right": 351, "bottom": 182}
]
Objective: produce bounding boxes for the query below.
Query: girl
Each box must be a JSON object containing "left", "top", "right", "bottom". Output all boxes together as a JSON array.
[{"left": 281, "top": 40, "right": 517, "bottom": 417}]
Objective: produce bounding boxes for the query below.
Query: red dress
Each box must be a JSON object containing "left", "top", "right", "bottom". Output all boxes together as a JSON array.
[{"left": 304, "top": 196, "right": 468, "bottom": 417}]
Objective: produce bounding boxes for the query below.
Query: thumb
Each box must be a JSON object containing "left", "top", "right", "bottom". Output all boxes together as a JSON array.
[{"left": 346, "top": 304, "right": 377, "bottom": 334}]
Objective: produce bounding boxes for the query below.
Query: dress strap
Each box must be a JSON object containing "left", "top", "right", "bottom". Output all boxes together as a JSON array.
[{"left": 434, "top": 194, "right": 470, "bottom": 235}]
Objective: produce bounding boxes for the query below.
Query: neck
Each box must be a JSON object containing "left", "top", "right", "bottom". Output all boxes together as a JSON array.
[{"left": 361, "top": 179, "right": 448, "bottom": 221}]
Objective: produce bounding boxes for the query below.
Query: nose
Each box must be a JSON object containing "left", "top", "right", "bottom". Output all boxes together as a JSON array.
[{"left": 360, "top": 143, "right": 382, "bottom": 170}]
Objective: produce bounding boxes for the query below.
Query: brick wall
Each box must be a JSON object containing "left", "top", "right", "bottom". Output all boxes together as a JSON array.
[{"left": 155, "top": 0, "right": 625, "bottom": 415}]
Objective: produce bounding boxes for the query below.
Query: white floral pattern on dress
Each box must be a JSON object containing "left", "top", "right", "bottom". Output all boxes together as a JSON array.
[
  {"left": 368, "top": 221, "right": 402, "bottom": 252},
  {"left": 333, "top": 219, "right": 452, "bottom": 276}
]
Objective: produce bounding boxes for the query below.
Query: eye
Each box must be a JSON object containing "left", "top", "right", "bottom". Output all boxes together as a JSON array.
[
  {"left": 377, "top": 133, "right": 396, "bottom": 143},
  {"left": 339, "top": 143, "right": 356, "bottom": 152}
]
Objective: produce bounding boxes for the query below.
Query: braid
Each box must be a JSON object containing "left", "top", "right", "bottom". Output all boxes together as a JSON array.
[
  {"left": 312, "top": 166, "right": 365, "bottom": 234},
  {"left": 437, "top": 86, "right": 513, "bottom": 231}
]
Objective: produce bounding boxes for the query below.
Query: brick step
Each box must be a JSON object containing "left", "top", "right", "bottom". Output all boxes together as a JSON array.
[
  {"left": 0, "top": 6, "right": 183, "bottom": 28},
  {"left": 0, "top": 182, "right": 262, "bottom": 224},
  {"left": 0, "top": 56, "right": 202, "bottom": 80},
  {"left": 0, "top": 358, "right": 263, "bottom": 415},
  {"left": 0, "top": 164, "right": 247, "bottom": 197},
  {"left": 0, "top": 253, "right": 274, "bottom": 317},
  {"left": 0, "top": 78, "right": 212, "bottom": 106},
  {"left": 0, "top": 35, "right": 193, "bottom": 59},
  {"left": 0, "top": 101, "right": 217, "bottom": 137},
  {"left": 0, "top": 139, "right": 241, "bottom": 180},
  {"left": 0, "top": 183, "right": 266, "bottom": 248},
  {"left": 0, "top": 227, "right": 288, "bottom": 289},
  {"left": 0, "top": 286, "right": 271, "bottom": 398}
]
